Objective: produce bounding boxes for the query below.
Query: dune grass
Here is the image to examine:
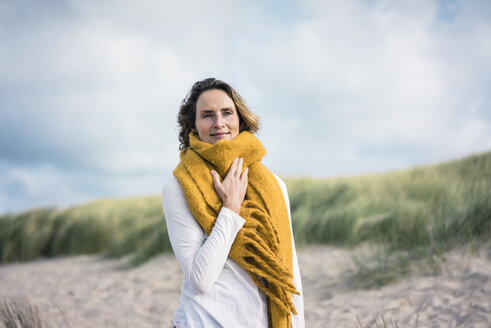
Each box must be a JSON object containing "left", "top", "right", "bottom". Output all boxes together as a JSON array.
[
  {"left": 0, "top": 152, "right": 490, "bottom": 277},
  {"left": 0, "top": 197, "right": 169, "bottom": 266},
  {"left": 286, "top": 151, "right": 490, "bottom": 286},
  {"left": 287, "top": 151, "right": 490, "bottom": 252},
  {"left": 0, "top": 298, "right": 49, "bottom": 328}
]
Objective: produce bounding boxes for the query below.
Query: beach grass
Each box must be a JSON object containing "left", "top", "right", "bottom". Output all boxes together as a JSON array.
[
  {"left": 0, "top": 298, "right": 48, "bottom": 328},
  {"left": 286, "top": 151, "right": 490, "bottom": 253},
  {"left": 285, "top": 151, "right": 490, "bottom": 285},
  {"left": 1, "top": 151, "right": 490, "bottom": 279},
  {"left": 0, "top": 197, "right": 168, "bottom": 266}
]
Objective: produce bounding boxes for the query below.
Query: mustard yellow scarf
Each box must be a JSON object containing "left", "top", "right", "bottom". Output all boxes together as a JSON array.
[{"left": 173, "top": 131, "right": 299, "bottom": 328}]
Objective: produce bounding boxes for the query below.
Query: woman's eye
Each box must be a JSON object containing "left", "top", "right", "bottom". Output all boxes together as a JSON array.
[{"left": 224, "top": 111, "right": 232, "bottom": 116}]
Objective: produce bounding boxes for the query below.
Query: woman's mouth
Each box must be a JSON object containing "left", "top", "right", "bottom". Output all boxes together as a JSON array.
[{"left": 211, "top": 132, "right": 230, "bottom": 138}]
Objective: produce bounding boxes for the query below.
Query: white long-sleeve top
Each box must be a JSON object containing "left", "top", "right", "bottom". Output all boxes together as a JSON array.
[{"left": 161, "top": 173, "right": 305, "bottom": 328}]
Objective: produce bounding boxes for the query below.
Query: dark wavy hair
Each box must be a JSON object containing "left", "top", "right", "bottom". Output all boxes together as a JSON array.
[{"left": 177, "top": 78, "right": 260, "bottom": 150}]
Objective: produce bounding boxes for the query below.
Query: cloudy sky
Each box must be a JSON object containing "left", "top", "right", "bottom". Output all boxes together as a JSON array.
[{"left": 1, "top": 0, "right": 490, "bottom": 214}]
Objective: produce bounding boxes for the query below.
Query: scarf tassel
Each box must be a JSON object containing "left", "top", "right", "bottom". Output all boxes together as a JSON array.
[
  {"left": 242, "top": 201, "right": 281, "bottom": 251},
  {"left": 243, "top": 231, "right": 294, "bottom": 279},
  {"left": 249, "top": 272, "right": 298, "bottom": 315}
]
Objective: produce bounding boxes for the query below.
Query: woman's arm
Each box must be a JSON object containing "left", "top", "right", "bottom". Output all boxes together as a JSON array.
[
  {"left": 162, "top": 177, "right": 245, "bottom": 294},
  {"left": 274, "top": 174, "right": 305, "bottom": 328}
]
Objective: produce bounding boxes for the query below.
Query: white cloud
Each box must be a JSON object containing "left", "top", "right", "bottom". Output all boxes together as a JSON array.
[
  {"left": 0, "top": 0, "right": 490, "bottom": 213},
  {"left": 244, "top": 0, "right": 491, "bottom": 176}
]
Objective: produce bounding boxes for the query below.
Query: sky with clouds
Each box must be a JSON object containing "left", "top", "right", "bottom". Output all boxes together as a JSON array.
[{"left": 1, "top": 0, "right": 490, "bottom": 214}]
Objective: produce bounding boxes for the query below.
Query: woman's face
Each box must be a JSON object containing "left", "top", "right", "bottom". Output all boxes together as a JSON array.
[{"left": 193, "top": 89, "right": 240, "bottom": 145}]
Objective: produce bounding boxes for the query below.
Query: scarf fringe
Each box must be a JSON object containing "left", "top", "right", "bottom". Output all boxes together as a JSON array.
[
  {"left": 243, "top": 254, "right": 298, "bottom": 296},
  {"left": 250, "top": 273, "right": 298, "bottom": 315},
  {"left": 242, "top": 200, "right": 281, "bottom": 251},
  {"left": 243, "top": 231, "right": 293, "bottom": 279}
]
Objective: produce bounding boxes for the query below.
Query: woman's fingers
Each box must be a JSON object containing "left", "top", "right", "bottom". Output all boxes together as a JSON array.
[
  {"left": 240, "top": 166, "right": 248, "bottom": 184},
  {"left": 210, "top": 170, "right": 221, "bottom": 190},
  {"left": 236, "top": 157, "right": 244, "bottom": 178},
  {"left": 212, "top": 159, "right": 249, "bottom": 214},
  {"left": 226, "top": 157, "right": 239, "bottom": 179}
]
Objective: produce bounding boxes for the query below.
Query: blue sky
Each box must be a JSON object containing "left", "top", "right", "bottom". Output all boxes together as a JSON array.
[{"left": 1, "top": 0, "right": 490, "bottom": 214}]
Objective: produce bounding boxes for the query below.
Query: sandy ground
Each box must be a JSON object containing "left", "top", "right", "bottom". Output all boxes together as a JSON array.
[{"left": 0, "top": 245, "right": 489, "bottom": 328}]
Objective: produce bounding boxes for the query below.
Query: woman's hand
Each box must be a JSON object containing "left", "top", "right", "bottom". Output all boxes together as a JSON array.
[{"left": 210, "top": 157, "right": 248, "bottom": 215}]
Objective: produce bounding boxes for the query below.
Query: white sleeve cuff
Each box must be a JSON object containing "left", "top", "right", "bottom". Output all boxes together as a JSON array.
[{"left": 216, "top": 206, "right": 246, "bottom": 233}]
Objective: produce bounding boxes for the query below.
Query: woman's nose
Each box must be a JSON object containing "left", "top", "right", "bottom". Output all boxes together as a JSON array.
[{"left": 214, "top": 114, "right": 224, "bottom": 127}]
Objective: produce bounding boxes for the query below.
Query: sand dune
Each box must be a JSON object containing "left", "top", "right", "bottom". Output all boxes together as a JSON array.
[{"left": 0, "top": 245, "right": 489, "bottom": 327}]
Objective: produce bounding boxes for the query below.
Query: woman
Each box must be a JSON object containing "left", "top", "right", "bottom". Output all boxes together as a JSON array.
[{"left": 161, "top": 78, "right": 304, "bottom": 328}]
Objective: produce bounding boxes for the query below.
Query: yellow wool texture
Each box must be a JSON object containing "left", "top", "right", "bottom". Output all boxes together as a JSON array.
[{"left": 173, "top": 131, "right": 300, "bottom": 328}]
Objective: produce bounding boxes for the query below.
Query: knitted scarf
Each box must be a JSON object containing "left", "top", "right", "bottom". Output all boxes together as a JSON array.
[{"left": 173, "top": 131, "right": 299, "bottom": 328}]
